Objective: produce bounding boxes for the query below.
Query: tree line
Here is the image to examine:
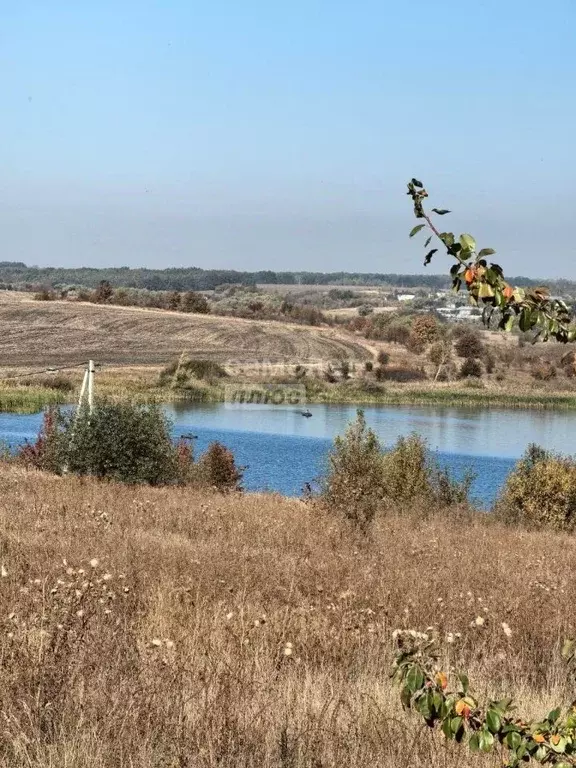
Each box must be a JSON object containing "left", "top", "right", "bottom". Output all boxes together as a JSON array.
[{"left": 0, "top": 261, "right": 573, "bottom": 294}]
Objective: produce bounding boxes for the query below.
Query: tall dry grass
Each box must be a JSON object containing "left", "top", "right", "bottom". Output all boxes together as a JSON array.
[{"left": 0, "top": 464, "right": 574, "bottom": 766}]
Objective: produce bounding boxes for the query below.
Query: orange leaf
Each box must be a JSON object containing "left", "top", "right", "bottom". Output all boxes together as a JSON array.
[
  {"left": 435, "top": 672, "right": 448, "bottom": 690},
  {"left": 551, "top": 734, "right": 560, "bottom": 745},
  {"left": 534, "top": 733, "right": 545, "bottom": 744},
  {"left": 455, "top": 700, "right": 471, "bottom": 718},
  {"left": 503, "top": 285, "right": 514, "bottom": 300}
]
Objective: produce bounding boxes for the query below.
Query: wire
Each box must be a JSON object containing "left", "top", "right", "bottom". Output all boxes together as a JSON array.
[{"left": 0, "top": 362, "right": 100, "bottom": 383}]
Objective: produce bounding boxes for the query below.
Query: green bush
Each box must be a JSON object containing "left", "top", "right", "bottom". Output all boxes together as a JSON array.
[
  {"left": 66, "top": 403, "right": 182, "bottom": 485},
  {"left": 22, "top": 403, "right": 187, "bottom": 486},
  {"left": 495, "top": 444, "right": 576, "bottom": 531}
]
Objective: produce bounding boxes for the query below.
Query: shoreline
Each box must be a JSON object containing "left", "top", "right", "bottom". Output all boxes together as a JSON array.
[{"left": 2, "top": 379, "right": 576, "bottom": 414}]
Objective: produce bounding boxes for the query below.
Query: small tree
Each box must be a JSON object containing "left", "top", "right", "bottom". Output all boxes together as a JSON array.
[
  {"left": 428, "top": 339, "right": 454, "bottom": 381},
  {"left": 459, "top": 357, "right": 483, "bottom": 378},
  {"left": 410, "top": 314, "right": 439, "bottom": 346},
  {"left": 455, "top": 330, "right": 483, "bottom": 359},
  {"left": 196, "top": 442, "right": 243, "bottom": 492},
  {"left": 180, "top": 291, "right": 210, "bottom": 314},
  {"left": 321, "top": 410, "right": 385, "bottom": 530},
  {"left": 94, "top": 280, "right": 114, "bottom": 304}
]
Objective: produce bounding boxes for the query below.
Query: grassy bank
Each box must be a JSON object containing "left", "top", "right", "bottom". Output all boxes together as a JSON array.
[
  {"left": 2, "top": 371, "right": 576, "bottom": 412},
  {"left": 0, "top": 464, "right": 573, "bottom": 766}
]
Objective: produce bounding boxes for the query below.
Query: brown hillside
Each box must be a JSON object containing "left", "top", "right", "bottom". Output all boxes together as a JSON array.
[{"left": 0, "top": 294, "right": 371, "bottom": 366}]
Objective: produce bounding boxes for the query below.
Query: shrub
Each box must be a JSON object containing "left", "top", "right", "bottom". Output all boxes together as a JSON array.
[
  {"left": 531, "top": 359, "right": 557, "bottom": 381},
  {"left": 21, "top": 374, "right": 74, "bottom": 392},
  {"left": 320, "top": 410, "right": 385, "bottom": 530},
  {"left": 338, "top": 360, "right": 351, "bottom": 380},
  {"left": 382, "top": 323, "right": 410, "bottom": 345},
  {"left": 410, "top": 314, "right": 439, "bottom": 346},
  {"left": 22, "top": 404, "right": 186, "bottom": 485},
  {"left": 459, "top": 357, "right": 482, "bottom": 378},
  {"left": 376, "top": 350, "right": 390, "bottom": 366},
  {"left": 196, "top": 442, "right": 243, "bottom": 492},
  {"left": 34, "top": 287, "right": 56, "bottom": 301},
  {"left": 94, "top": 280, "right": 114, "bottom": 304},
  {"left": 495, "top": 444, "right": 576, "bottom": 531},
  {"left": 454, "top": 331, "right": 483, "bottom": 358},
  {"left": 180, "top": 291, "right": 210, "bottom": 314},
  {"left": 376, "top": 366, "right": 427, "bottom": 382},
  {"left": 364, "top": 361, "right": 373, "bottom": 373},
  {"left": 320, "top": 413, "right": 472, "bottom": 529}
]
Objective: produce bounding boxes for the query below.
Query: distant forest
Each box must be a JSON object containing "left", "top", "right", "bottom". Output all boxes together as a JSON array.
[{"left": 0, "top": 261, "right": 574, "bottom": 295}]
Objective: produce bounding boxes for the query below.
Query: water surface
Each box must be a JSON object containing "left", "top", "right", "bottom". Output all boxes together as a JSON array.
[{"left": 3, "top": 403, "right": 575, "bottom": 507}]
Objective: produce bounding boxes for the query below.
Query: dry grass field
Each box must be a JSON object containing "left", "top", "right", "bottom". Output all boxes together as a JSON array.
[
  {"left": 0, "top": 293, "right": 370, "bottom": 367},
  {"left": 0, "top": 463, "right": 574, "bottom": 767}
]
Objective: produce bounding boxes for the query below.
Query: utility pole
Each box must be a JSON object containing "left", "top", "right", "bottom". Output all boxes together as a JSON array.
[
  {"left": 77, "top": 360, "right": 96, "bottom": 414},
  {"left": 87, "top": 359, "right": 95, "bottom": 413}
]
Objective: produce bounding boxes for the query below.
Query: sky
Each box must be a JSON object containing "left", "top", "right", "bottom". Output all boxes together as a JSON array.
[{"left": 1, "top": 0, "right": 575, "bottom": 277}]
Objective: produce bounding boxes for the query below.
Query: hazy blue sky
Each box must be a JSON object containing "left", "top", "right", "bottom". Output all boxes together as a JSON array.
[{"left": 1, "top": 1, "right": 575, "bottom": 276}]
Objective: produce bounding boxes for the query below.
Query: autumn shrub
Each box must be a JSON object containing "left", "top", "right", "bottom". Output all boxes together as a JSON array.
[
  {"left": 410, "top": 314, "right": 439, "bottom": 346},
  {"left": 195, "top": 441, "right": 243, "bottom": 492},
  {"left": 495, "top": 444, "right": 576, "bottom": 531}
]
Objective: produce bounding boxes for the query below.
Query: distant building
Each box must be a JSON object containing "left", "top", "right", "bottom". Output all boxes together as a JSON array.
[{"left": 437, "top": 305, "right": 481, "bottom": 322}]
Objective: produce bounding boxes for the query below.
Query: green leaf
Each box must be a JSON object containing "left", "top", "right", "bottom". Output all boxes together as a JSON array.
[
  {"left": 424, "top": 236, "right": 432, "bottom": 248},
  {"left": 479, "top": 729, "right": 495, "bottom": 752},
  {"left": 505, "top": 731, "right": 522, "bottom": 751},
  {"left": 424, "top": 249, "right": 438, "bottom": 266},
  {"left": 432, "top": 208, "right": 451, "bottom": 215},
  {"left": 548, "top": 707, "right": 562, "bottom": 724},
  {"left": 457, "top": 673, "right": 469, "bottom": 694},
  {"left": 468, "top": 732, "right": 481, "bottom": 752},
  {"left": 405, "top": 665, "right": 424, "bottom": 693},
  {"left": 478, "top": 248, "right": 496, "bottom": 258},
  {"left": 504, "top": 314, "right": 515, "bottom": 332},
  {"left": 460, "top": 233, "right": 476, "bottom": 252},
  {"left": 442, "top": 717, "right": 453, "bottom": 740},
  {"left": 550, "top": 736, "right": 567, "bottom": 754},
  {"left": 486, "top": 709, "right": 501, "bottom": 734},
  {"left": 410, "top": 224, "right": 426, "bottom": 238},
  {"left": 439, "top": 232, "right": 455, "bottom": 247},
  {"left": 451, "top": 716, "right": 463, "bottom": 735},
  {"left": 535, "top": 745, "right": 548, "bottom": 762}
]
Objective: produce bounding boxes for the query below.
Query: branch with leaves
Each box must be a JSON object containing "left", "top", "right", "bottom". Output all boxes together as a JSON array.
[
  {"left": 392, "top": 631, "right": 576, "bottom": 767},
  {"left": 406, "top": 179, "right": 576, "bottom": 343}
]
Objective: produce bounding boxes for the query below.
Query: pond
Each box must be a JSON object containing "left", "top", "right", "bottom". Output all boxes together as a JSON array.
[{"left": 2, "top": 403, "right": 576, "bottom": 507}]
